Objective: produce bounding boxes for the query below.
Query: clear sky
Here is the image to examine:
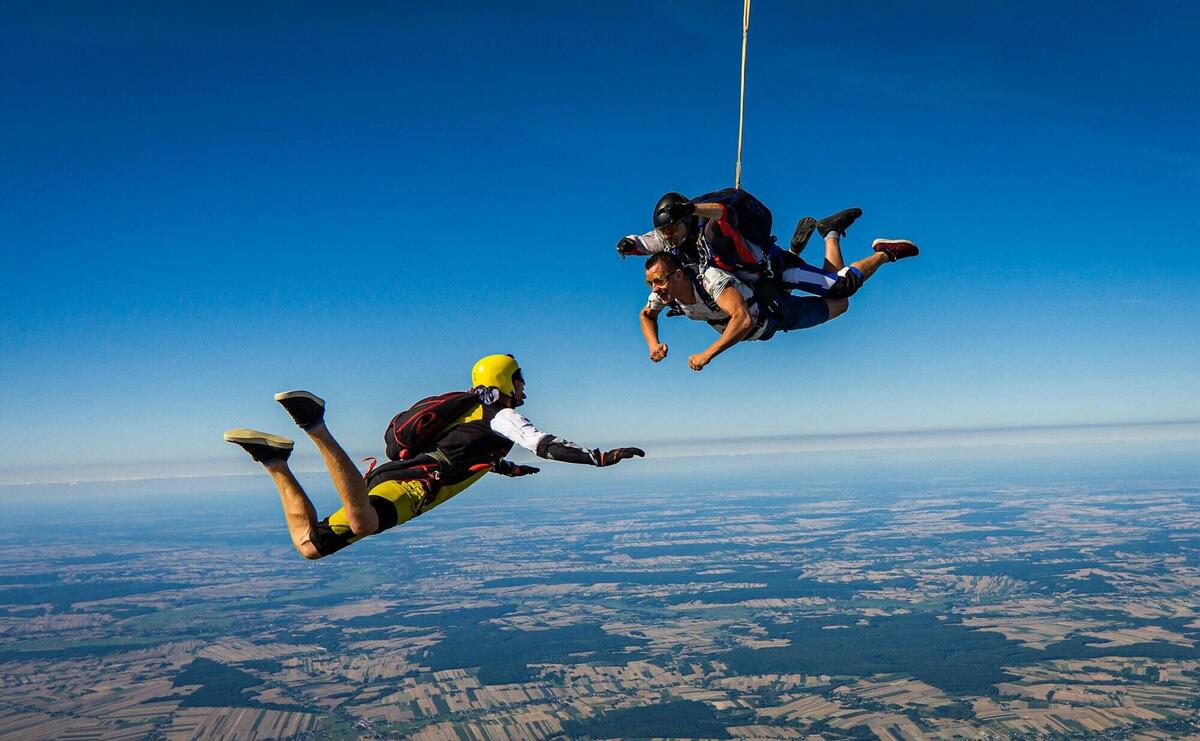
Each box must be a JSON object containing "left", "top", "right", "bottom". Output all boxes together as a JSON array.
[{"left": 2, "top": 1, "right": 1197, "bottom": 481}]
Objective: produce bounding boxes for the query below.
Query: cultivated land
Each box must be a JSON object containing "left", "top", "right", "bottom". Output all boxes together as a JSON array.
[{"left": 1, "top": 456, "right": 1198, "bottom": 739}]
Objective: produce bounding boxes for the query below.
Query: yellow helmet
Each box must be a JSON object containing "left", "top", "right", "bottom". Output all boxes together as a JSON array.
[{"left": 471, "top": 354, "right": 523, "bottom": 397}]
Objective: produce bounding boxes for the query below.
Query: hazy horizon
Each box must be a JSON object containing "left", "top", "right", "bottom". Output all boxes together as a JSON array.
[{"left": 3, "top": 418, "right": 1196, "bottom": 489}]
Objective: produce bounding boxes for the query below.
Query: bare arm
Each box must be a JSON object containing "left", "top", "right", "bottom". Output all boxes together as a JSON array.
[
  {"left": 689, "top": 287, "right": 752, "bottom": 371},
  {"left": 640, "top": 305, "right": 668, "bottom": 362},
  {"left": 692, "top": 203, "right": 726, "bottom": 221}
]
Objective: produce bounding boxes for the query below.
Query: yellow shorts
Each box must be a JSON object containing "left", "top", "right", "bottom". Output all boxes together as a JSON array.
[{"left": 309, "top": 470, "right": 487, "bottom": 556}]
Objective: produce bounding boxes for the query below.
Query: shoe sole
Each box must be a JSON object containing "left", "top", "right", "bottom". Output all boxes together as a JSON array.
[
  {"left": 872, "top": 238, "right": 918, "bottom": 249},
  {"left": 790, "top": 217, "right": 816, "bottom": 253},
  {"left": 274, "top": 390, "right": 325, "bottom": 406},
  {"left": 817, "top": 208, "right": 862, "bottom": 236},
  {"left": 223, "top": 429, "right": 295, "bottom": 450}
]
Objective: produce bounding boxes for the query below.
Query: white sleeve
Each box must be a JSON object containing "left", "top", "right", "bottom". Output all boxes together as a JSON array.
[
  {"left": 636, "top": 229, "right": 673, "bottom": 254},
  {"left": 489, "top": 408, "right": 551, "bottom": 454},
  {"left": 645, "top": 291, "right": 666, "bottom": 313},
  {"left": 702, "top": 266, "right": 752, "bottom": 303}
]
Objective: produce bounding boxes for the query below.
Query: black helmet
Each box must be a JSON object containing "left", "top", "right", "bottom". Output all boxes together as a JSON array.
[{"left": 652, "top": 192, "right": 689, "bottom": 229}]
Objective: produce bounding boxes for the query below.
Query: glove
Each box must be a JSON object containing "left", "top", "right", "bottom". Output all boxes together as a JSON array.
[
  {"left": 495, "top": 461, "right": 540, "bottom": 477},
  {"left": 616, "top": 237, "right": 638, "bottom": 258},
  {"left": 665, "top": 201, "right": 695, "bottom": 221},
  {"left": 593, "top": 447, "right": 646, "bottom": 467}
]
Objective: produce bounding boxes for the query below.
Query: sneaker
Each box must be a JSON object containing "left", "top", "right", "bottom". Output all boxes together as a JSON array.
[
  {"left": 275, "top": 390, "right": 325, "bottom": 430},
  {"left": 790, "top": 216, "right": 816, "bottom": 254},
  {"left": 224, "top": 429, "right": 294, "bottom": 464},
  {"left": 871, "top": 238, "right": 919, "bottom": 262},
  {"left": 816, "top": 207, "right": 863, "bottom": 238}
]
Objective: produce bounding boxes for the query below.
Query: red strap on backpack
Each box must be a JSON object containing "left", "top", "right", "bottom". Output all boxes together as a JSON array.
[{"left": 385, "top": 391, "right": 479, "bottom": 461}]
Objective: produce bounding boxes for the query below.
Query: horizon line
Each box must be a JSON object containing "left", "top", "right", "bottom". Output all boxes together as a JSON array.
[
  {"left": 2, "top": 418, "right": 1197, "bottom": 489},
  {"left": 648, "top": 417, "right": 1200, "bottom": 447}
]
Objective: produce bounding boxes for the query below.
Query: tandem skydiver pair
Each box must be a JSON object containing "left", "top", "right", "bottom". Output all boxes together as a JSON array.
[{"left": 618, "top": 188, "right": 919, "bottom": 370}]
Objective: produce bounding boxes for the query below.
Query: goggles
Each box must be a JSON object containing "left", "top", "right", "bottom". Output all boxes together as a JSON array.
[{"left": 646, "top": 269, "right": 679, "bottom": 288}]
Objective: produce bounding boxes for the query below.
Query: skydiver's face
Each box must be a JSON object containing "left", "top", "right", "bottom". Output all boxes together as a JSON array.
[
  {"left": 646, "top": 266, "right": 681, "bottom": 301},
  {"left": 510, "top": 375, "right": 526, "bottom": 407},
  {"left": 656, "top": 221, "right": 687, "bottom": 246}
]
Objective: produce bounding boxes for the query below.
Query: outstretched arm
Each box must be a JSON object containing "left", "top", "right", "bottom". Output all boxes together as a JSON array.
[
  {"left": 692, "top": 202, "right": 726, "bottom": 221},
  {"left": 689, "top": 286, "right": 752, "bottom": 371},
  {"left": 537, "top": 437, "right": 645, "bottom": 467},
  {"left": 666, "top": 201, "right": 729, "bottom": 225},
  {"left": 490, "top": 408, "right": 645, "bottom": 468},
  {"left": 640, "top": 305, "right": 668, "bottom": 362},
  {"left": 617, "top": 230, "right": 673, "bottom": 259},
  {"left": 617, "top": 236, "right": 647, "bottom": 258}
]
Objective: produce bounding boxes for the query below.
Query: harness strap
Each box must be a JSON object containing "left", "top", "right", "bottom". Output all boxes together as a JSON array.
[
  {"left": 361, "top": 456, "right": 378, "bottom": 477},
  {"left": 426, "top": 449, "right": 452, "bottom": 470},
  {"left": 671, "top": 267, "right": 769, "bottom": 336},
  {"left": 698, "top": 230, "right": 770, "bottom": 278},
  {"left": 684, "top": 267, "right": 724, "bottom": 313}
]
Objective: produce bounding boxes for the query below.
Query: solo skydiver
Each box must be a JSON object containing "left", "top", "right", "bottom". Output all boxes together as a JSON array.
[{"left": 224, "top": 355, "right": 644, "bottom": 559}]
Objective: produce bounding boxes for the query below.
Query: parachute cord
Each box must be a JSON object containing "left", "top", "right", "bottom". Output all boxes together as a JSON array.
[{"left": 734, "top": 0, "right": 751, "bottom": 190}]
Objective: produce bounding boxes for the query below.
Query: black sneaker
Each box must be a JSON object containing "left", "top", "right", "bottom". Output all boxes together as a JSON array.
[
  {"left": 790, "top": 216, "right": 816, "bottom": 254},
  {"left": 224, "top": 429, "right": 294, "bottom": 464},
  {"left": 816, "top": 207, "right": 863, "bottom": 238},
  {"left": 871, "top": 238, "right": 919, "bottom": 262},
  {"left": 275, "top": 390, "right": 325, "bottom": 430}
]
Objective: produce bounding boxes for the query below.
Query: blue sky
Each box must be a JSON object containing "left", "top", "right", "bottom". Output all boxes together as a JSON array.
[{"left": 1, "top": 1, "right": 1197, "bottom": 480}]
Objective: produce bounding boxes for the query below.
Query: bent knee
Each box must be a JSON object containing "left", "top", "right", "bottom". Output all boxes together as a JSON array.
[
  {"left": 295, "top": 541, "right": 323, "bottom": 560},
  {"left": 346, "top": 512, "right": 379, "bottom": 537},
  {"left": 826, "top": 297, "right": 849, "bottom": 319},
  {"left": 294, "top": 527, "right": 329, "bottom": 560},
  {"left": 826, "top": 267, "right": 864, "bottom": 299}
]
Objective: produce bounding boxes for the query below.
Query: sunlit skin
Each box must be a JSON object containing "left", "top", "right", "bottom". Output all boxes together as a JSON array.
[
  {"left": 643, "top": 264, "right": 683, "bottom": 362},
  {"left": 647, "top": 265, "right": 686, "bottom": 303},
  {"left": 639, "top": 263, "right": 753, "bottom": 371}
]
